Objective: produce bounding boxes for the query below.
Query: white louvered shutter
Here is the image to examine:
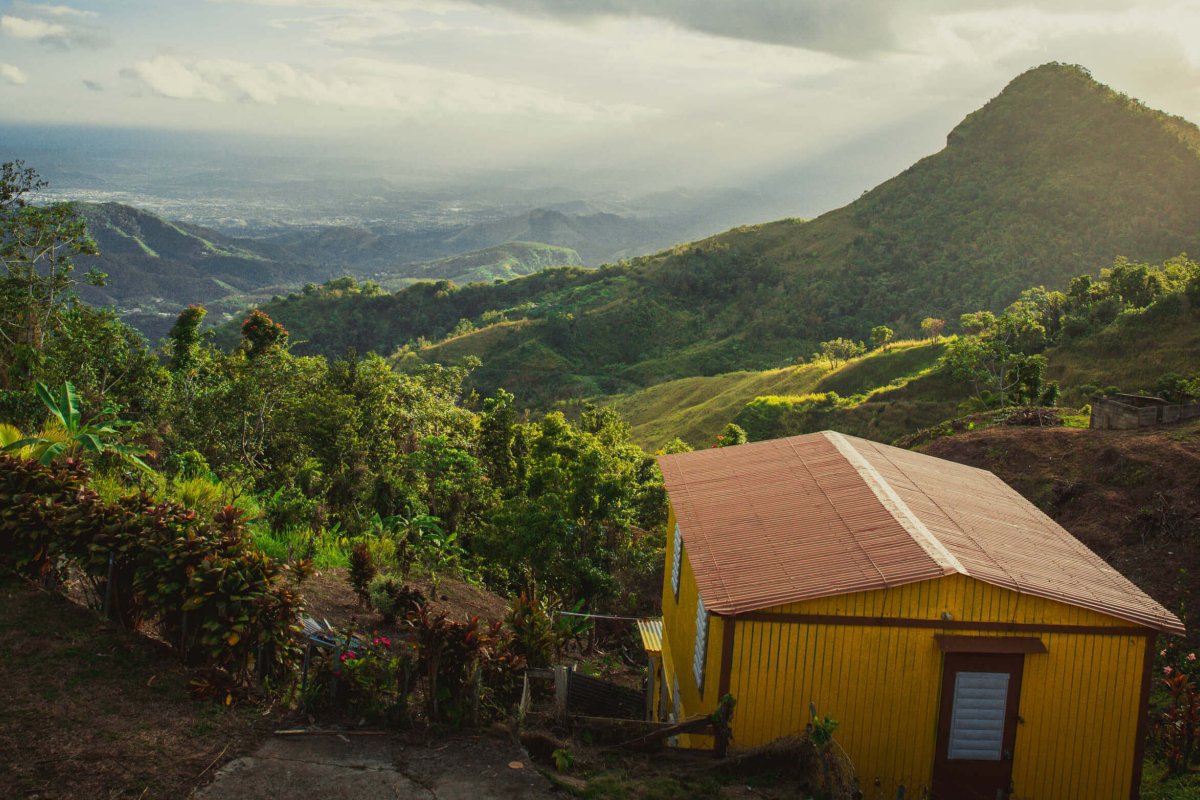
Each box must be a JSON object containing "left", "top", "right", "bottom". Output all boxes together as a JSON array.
[
  {"left": 671, "top": 523, "right": 682, "bottom": 598},
  {"left": 947, "top": 671, "right": 1009, "bottom": 760},
  {"left": 693, "top": 590, "right": 708, "bottom": 691}
]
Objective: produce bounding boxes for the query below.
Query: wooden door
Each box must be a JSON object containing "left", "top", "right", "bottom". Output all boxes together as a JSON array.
[{"left": 931, "top": 653, "right": 1024, "bottom": 800}]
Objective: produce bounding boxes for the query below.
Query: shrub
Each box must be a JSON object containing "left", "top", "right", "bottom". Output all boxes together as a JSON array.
[
  {"left": 504, "top": 591, "right": 557, "bottom": 669},
  {"left": 368, "top": 574, "right": 425, "bottom": 624},
  {"left": 406, "top": 604, "right": 524, "bottom": 724},
  {"left": 348, "top": 541, "right": 376, "bottom": 607},
  {"left": 0, "top": 455, "right": 302, "bottom": 686}
]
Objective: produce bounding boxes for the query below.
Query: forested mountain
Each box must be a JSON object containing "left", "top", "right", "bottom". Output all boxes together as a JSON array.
[
  {"left": 73, "top": 204, "right": 589, "bottom": 341},
  {"left": 74, "top": 202, "right": 327, "bottom": 325},
  {"left": 247, "top": 64, "right": 1200, "bottom": 408}
]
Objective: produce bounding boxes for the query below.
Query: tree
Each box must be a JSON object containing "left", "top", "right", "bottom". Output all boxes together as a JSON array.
[
  {"left": 0, "top": 162, "right": 104, "bottom": 386},
  {"left": 168, "top": 305, "right": 207, "bottom": 371},
  {"left": 816, "top": 337, "right": 866, "bottom": 368},
  {"left": 714, "top": 423, "right": 747, "bottom": 448},
  {"left": 869, "top": 325, "right": 894, "bottom": 351},
  {"left": 941, "top": 312, "right": 1047, "bottom": 407},
  {"left": 240, "top": 309, "right": 289, "bottom": 358},
  {"left": 920, "top": 317, "right": 946, "bottom": 340}
]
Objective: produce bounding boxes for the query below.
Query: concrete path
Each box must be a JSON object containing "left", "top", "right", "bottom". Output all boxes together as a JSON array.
[{"left": 194, "top": 732, "right": 557, "bottom": 800}]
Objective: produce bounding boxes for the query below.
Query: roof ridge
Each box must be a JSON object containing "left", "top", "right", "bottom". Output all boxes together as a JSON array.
[{"left": 823, "top": 431, "right": 966, "bottom": 577}]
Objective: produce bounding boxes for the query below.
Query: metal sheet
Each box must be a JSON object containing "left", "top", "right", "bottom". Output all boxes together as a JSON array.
[{"left": 657, "top": 431, "right": 1184, "bottom": 634}]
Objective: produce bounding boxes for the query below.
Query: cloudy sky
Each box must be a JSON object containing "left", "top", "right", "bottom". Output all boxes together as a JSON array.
[{"left": 2, "top": 0, "right": 1200, "bottom": 203}]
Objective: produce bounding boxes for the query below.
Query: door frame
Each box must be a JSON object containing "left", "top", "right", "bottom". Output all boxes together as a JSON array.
[{"left": 931, "top": 651, "right": 1025, "bottom": 800}]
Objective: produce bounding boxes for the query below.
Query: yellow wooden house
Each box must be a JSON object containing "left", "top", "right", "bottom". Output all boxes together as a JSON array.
[{"left": 654, "top": 431, "right": 1183, "bottom": 800}]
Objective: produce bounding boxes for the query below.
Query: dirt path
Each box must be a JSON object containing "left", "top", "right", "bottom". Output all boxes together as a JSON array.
[{"left": 194, "top": 733, "right": 557, "bottom": 800}]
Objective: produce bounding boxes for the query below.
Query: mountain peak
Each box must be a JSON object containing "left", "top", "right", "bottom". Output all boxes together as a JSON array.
[{"left": 945, "top": 62, "right": 1200, "bottom": 154}]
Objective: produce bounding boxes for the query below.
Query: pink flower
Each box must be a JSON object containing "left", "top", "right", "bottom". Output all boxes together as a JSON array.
[
  {"left": 1189, "top": 653, "right": 1197, "bottom": 662},
  {"left": 1161, "top": 649, "right": 1168, "bottom": 657},
  {"left": 1164, "top": 666, "right": 1174, "bottom": 675}
]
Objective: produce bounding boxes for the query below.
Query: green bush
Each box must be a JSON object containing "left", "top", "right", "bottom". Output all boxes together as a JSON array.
[
  {"left": 368, "top": 574, "right": 426, "bottom": 624},
  {"left": 0, "top": 454, "right": 302, "bottom": 686}
]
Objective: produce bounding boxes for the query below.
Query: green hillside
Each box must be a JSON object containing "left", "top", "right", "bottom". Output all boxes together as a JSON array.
[
  {"left": 607, "top": 339, "right": 949, "bottom": 450},
  {"left": 730, "top": 258, "right": 1200, "bottom": 447},
  {"left": 380, "top": 241, "right": 584, "bottom": 288},
  {"left": 249, "top": 64, "right": 1200, "bottom": 409}
]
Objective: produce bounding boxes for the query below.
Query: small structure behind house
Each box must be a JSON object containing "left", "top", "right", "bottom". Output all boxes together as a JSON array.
[{"left": 1090, "top": 393, "right": 1200, "bottom": 429}]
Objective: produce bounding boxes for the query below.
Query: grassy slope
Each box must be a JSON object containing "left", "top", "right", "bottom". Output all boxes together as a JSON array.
[
  {"left": 400, "top": 241, "right": 583, "bottom": 286},
  {"left": 1047, "top": 293, "right": 1200, "bottom": 396},
  {"left": 606, "top": 363, "right": 827, "bottom": 449},
  {"left": 605, "top": 339, "right": 948, "bottom": 450}
]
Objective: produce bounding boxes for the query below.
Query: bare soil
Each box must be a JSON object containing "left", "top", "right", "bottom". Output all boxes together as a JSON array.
[
  {"left": 298, "top": 569, "right": 509, "bottom": 634},
  {"left": 0, "top": 571, "right": 278, "bottom": 799},
  {"left": 0, "top": 567, "right": 523, "bottom": 799},
  {"left": 920, "top": 419, "right": 1200, "bottom": 644}
]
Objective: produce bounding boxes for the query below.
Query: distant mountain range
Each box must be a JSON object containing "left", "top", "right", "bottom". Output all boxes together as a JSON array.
[
  {"left": 242, "top": 63, "right": 1200, "bottom": 408},
  {"left": 73, "top": 201, "right": 680, "bottom": 340}
]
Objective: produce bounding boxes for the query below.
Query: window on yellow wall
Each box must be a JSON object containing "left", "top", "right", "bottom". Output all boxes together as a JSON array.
[
  {"left": 671, "top": 523, "right": 682, "bottom": 600},
  {"left": 693, "top": 590, "right": 708, "bottom": 693}
]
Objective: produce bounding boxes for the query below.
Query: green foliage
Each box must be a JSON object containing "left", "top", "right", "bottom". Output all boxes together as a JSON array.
[
  {"left": 167, "top": 305, "right": 207, "bottom": 371},
  {"left": 941, "top": 311, "right": 1048, "bottom": 407},
  {"left": 869, "top": 325, "right": 894, "bottom": 350},
  {"left": 714, "top": 423, "right": 747, "bottom": 448},
  {"left": 552, "top": 748, "right": 574, "bottom": 772},
  {"left": 4, "top": 381, "right": 150, "bottom": 471},
  {"left": 474, "top": 406, "right": 665, "bottom": 608},
  {"left": 808, "top": 703, "right": 840, "bottom": 748},
  {"left": 920, "top": 317, "right": 946, "bottom": 339},
  {"left": 0, "top": 163, "right": 103, "bottom": 388},
  {"left": 367, "top": 575, "right": 426, "bottom": 624},
  {"left": 240, "top": 309, "right": 289, "bottom": 358},
  {"left": 0, "top": 455, "right": 301, "bottom": 684},
  {"left": 816, "top": 338, "right": 866, "bottom": 368},
  {"left": 1154, "top": 372, "right": 1200, "bottom": 404},
  {"left": 736, "top": 392, "right": 844, "bottom": 442}
]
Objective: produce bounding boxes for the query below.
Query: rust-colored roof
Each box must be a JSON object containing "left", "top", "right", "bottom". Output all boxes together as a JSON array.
[{"left": 657, "top": 431, "right": 1184, "bottom": 634}]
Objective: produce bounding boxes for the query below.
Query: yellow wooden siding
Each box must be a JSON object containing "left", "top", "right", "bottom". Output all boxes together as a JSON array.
[
  {"left": 659, "top": 504, "right": 728, "bottom": 746},
  {"left": 727, "top": 574, "right": 1149, "bottom": 799}
]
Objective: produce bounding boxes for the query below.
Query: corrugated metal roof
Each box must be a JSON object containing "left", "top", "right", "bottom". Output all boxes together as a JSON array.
[
  {"left": 657, "top": 431, "right": 1184, "bottom": 634},
  {"left": 637, "top": 618, "right": 663, "bottom": 654}
]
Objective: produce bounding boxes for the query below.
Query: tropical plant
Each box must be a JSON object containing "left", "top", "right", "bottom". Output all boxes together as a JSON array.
[
  {"left": 368, "top": 574, "right": 426, "bottom": 624},
  {"left": 3, "top": 381, "right": 150, "bottom": 470},
  {"left": 1159, "top": 673, "right": 1200, "bottom": 775},
  {"left": 348, "top": 541, "right": 377, "bottom": 607}
]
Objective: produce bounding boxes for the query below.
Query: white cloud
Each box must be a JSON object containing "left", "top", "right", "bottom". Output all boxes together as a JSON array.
[
  {"left": 12, "top": 2, "right": 99, "bottom": 18},
  {"left": 123, "top": 54, "right": 649, "bottom": 121},
  {"left": 0, "top": 63, "right": 28, "bottom": 85},
  {"left": 0, "top": 14, "right": 68, "bottom": 38},
  {"left": 0, "top": 9, "right": 108, "bottom": 48}
]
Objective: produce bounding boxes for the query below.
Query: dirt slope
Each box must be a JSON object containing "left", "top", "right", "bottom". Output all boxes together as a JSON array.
[{"left": 919, "top": 420, "right": 1200, "bottom": 643}]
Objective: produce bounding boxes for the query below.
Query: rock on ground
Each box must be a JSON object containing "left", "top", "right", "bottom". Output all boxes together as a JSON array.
[{"left": 194, "top": 733, "right": 556, "bottom": 800}]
